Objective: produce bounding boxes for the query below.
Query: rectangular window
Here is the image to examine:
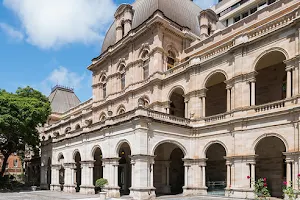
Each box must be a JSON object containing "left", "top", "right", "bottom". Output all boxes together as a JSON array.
[
  {"left": 250, "top": 7, "right": 257, "bottom": 14},
  {"left": 121, "top": 73, "right": 125, "bottom": 90},
  {"left": 268, "top": 0, "right": 276, "bottom": 4},
  {"left": 143, "top": 63, "right": 149, "bottom": 80},
  {"left": 234, "top": 15, "right": 241, "bottom": 23},
  {"left": 242, "top": 11, "right": 249, "bottom": 19}
]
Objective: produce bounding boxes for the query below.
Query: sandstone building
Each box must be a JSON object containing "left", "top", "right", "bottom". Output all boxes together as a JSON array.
[{"left": 40, "top": 0, "right": 300, "bottom": 199}]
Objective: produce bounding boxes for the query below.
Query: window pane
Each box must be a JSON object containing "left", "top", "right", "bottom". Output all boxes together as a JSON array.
[
  {"left": 143, "top": 64, "right": 149, "bottom": 79},
  {"left": 103, "top": 84, "right": 106, "bottom": 98},
  {"left": 121, "top": 74, "right": 125, "bottom": 89}
]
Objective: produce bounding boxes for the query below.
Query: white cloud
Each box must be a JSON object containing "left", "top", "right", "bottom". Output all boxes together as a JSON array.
[
  {"left": 3, "top": 0, "right": 116, "bottom": 49},
  {"left": 194, "top": 0, "right": 218, "bottom": 9},
  {"left": 40, "top": 66, "right": 86, "bottom": 95},
  {"left": 0, "top": 22, "right": 24, "bottom": 41}
]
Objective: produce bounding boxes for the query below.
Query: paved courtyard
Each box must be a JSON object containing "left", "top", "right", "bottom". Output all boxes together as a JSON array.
[{"left": 0, "top": 191, "right": 249, "bottom": 200}]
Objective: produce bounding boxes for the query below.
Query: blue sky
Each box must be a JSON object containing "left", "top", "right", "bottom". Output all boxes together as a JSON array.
[{"left": 0, "top": 0, "right": 217, "bottom": 103}]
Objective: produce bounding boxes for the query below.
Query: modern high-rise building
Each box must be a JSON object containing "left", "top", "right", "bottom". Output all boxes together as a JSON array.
[{"left": 38, "top": 0, "right": 300, "bottom": 199}]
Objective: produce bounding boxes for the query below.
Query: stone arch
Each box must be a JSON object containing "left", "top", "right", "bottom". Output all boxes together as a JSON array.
[
  {"left": 91, "top": 145, "right": 103, "bottom": 160},
  {"left": 167, "top": 85, "right": 186, "bottom": 100},
  {"left": 252, "top": 133, "right": 288, "bottom": 154},
  {"left": 64, "top": 127, "right": 71, "bottom": 134},
  {"left": 75, "top": 124, "right": 81, "bottom": 130},
  {"left": 253, "top": 49, "right": 288, "bottom": 105},
  {"left": 205, "top": 142, "right": 227, "bottom": 194},
  {"left": 99, "top": 73, "right": 107, "bottom": 82},
  {"left": 165, "top": 44, "right": 179, "bottom": 57},
  {"left": 99, "top": 112, "right": 107, "bottom": 121},
  {"left": 202, "top": 69, "right": 228, "bottom": 89},
  {"left": 253, "top": 47, "right": 289, "bottom": 71},
  {"left": 153, "top": 140, "right": 186, "bottom": 195},
  {"left": 72, "top": 149, "right": 81, "bottom": 161},
  {"left": 115, "top": 139, "right": 132, "bottom": 157},
  {"left": 203, "top": 70, "right": 228, "bottom": 117},
  {"left": 152, "top": 140, "right": 187, "bottom": 157},
  {"left": 254, "top": 134, "right": 287, "bottom": 197},
  {"left": 117, "top": 104, "right": 126, "bottom": 115},
  {"left": 117, "top": 59, "right": 126, "bottom": 72},
  {"left": 138, "top": 43, "right": 150, "bottom": 58},
  {"left": 57, "top": 153, "right": 64, "bottom": 162},
  {"left": 202, "top": 140, "right": 228, "bottom": 158}
]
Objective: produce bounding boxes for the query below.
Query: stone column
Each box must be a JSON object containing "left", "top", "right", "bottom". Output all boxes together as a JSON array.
[
  {"left": 286, "top": 67, "right": 292, "bottom": 98},
  {"left": 79, "top": 160, "right": 95, "bottom": 194},
  {"left": 50, "top": 164, "right": 61, "bottom": 191},
  {"left": 164, "top": 101, "right": 170, "bottom": 114},
  {"left": 226, "top": 162, "right": 231, "bottom": 189},
  {"left": 284, "top": 58, "right": 299, "bottom": 97},
  {"left": 129, "top": 155, "right": 156, "bottom": 200},
  {"left": 182, "top": 159, "right": 207, "bottom": 196},
  {"left": 286, "top": 161, "right": 292, "bottom": 187},
  {"left": 102, "top": 158, "right": 120, "bottom": 198},
  {"left": 202, "top": 165, "right": 206, "bottom": 187},
  {"left": 202, "top": 96, "right": 206, "bottom": 117},
  {"left": 160, "top": 161, "right": 171, "bottom": 194},
  {"left": 293, "top": 66, "right": 299, "bottom": 96},
  {"left": 64, "top": 163, "right": 76, "bottom": 193},
  {"left": 250, "top": 80, "right": 256, "bottom": 106},
  {"left": 226, "top": 86, "right": 231, "bottom": 112},
  {"left": 184, "top": 98, "right": 189, "bottom": 118},
  {"left": 250, "top": 163, "right": 255, "bottom": 189}
]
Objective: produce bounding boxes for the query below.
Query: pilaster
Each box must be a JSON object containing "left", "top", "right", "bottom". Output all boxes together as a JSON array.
[
  {"left": 129, "top": 154, "right": 156, "bottom": 200},
  {"left": 102, "top": 158, "right": 120, "bottom": 198},
  {"left": 50, "top": 164, "right": 61, "bottom": 191},
  {"left": 64, "top": 162, "right": 76, "bottom": 193},
  {"left": 224, "top": 155, "right": 256, "bottom": 199},
  {"left": 182, "top": 158, "right": 207, "bottom": 196},
  {"left": 79, "top": 160, "right": 95, "bottom": 194}
]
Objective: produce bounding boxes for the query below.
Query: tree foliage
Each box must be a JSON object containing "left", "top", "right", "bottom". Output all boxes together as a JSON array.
[{"left": 0, "top": 87, "right": 51, "bottom": 176}]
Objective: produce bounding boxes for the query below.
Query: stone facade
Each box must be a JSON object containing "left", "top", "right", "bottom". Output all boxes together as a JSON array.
[{"left": 40, "top": 0, "right": 300, "bottom": 199}]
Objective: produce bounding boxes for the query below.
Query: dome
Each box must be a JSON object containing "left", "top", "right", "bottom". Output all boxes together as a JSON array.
[{"left": 101, "top": 0, "right": 202, "bottom": 53}]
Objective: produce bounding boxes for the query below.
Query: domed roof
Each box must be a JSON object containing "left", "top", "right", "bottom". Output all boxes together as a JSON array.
[{"left": 101, "top": 0, "right": 202, "bottom": 53}]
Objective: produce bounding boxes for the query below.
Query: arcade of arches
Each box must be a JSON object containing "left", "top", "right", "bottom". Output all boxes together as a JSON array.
[
  {"left": 48, "top": 135, "right": 299, "bottom": 199},
  {"left": 167, "top": 50, "right": 292, "bottom": 119}
]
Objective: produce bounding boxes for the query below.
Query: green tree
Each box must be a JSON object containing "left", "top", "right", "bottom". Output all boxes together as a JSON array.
[{"left": 0, "top": 87, "right": 51, "bottom": 176}]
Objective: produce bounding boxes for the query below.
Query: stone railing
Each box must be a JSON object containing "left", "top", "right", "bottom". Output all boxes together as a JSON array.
[
  {"left": 253, "top": 99, "right": 286, "bottom": 113},
  {"left": 44, "top": 96, "right": 300, "bottom": 143},
  {"left": 247, "top": 5, "right": 300, "bottom": 41},
  {"left": 147, "top": 110, "right": 190, "bottom": 125},
  {"left": 203, "top": 113, "right": 228, "bottom": 123}
]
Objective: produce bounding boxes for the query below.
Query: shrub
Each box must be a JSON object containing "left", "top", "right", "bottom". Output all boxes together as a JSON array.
[{"left": 95, "top": 178, "right": 108, "bottom": 189}]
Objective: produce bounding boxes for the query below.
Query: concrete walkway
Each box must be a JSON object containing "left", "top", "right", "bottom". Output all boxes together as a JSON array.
[{"left": 0, "top": 191, "right": 252, "bottom": 200}]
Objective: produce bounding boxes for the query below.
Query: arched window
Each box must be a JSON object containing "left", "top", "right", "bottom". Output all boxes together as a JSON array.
[
  {"left": 121, "top": 21, "right": 125, "bottom": 37},
  {"left": 75, "top": 124, "right": 81, "bottom": 130},
  {"left": 167, "top": 50, "right": 176, "bottom": 70},
  {"left": 119, "top": 65, "right": 126, "bottom": 90},
  {"left": 141, "top": 50, "right": 149, "bottom": 79},
  {"left": 208, "top": 25, "right": 212, "bottom": 36},
  {"left": 118, "top": 106, "right": 126, "bottom": 115},
  {"left": 100, "top": 75, "right": 107, "bottom": 99},
  {"left": 100, "top": 114, "right": 106, "bottom": 122}
]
